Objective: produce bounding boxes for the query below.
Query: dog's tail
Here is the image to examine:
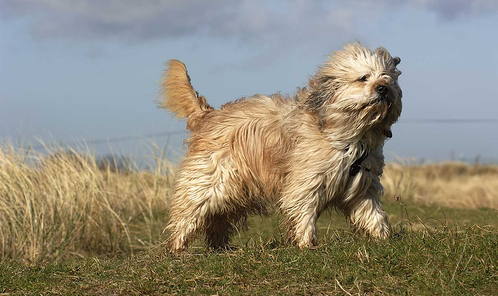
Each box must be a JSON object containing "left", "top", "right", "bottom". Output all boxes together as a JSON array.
[{"left": 158, "top": 60, "right": 213, "bottom": 130}]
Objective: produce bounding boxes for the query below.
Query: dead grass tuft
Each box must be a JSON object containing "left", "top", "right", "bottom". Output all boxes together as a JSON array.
[
  {"left": 383, "top": 161, "right": 498, "bottom": 209},
  {"left": 0, "top": 143, "right": 173, "bottom": 263}
]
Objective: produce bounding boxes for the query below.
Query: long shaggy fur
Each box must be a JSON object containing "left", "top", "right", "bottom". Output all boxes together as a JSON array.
[
  {"left": 158, "top": 60, "right": 213, "bottom": 130},
  {"left": 158, "top": 43, "right": 403, "bottom": 252}
]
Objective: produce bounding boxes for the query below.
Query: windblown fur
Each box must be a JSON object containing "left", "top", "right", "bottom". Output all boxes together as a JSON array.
[
  {"left": 158, "top": 43, "right": 403, "bottom": 252},
  {"left": 158, "top": 60, "right": 213, "bottom": 130}
]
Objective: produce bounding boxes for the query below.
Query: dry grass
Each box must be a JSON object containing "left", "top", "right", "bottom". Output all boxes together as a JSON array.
[
  {"left": 383, "top": 161, "right": 498, "bottom": 209},
  {"left": 0, "top": 143, "right": 173, "bottom": 263},
  {"left": 0, "top": 141, "right": 497, "bottom": 263}
]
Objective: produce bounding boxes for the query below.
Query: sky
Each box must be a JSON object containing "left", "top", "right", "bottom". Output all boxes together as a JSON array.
[{"left": 1, "top": 0, "right": 498, "bottom": 163}]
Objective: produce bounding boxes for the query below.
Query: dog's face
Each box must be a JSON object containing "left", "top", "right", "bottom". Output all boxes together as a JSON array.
[{"left": 308, "top": 43, "right": 402, "bottom": 130}]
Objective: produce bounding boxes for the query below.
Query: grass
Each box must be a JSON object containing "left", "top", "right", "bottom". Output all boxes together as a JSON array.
[
  {"left": 0, "top": 143, "right": 173, "bottom": 262},
  {"left": 382, "top": 161, "right": 498, "bottom": 209},
  {"left": 0, "top": 142, "right": 497, "bottom": 295},
  {"left": 1, "top": 224, "right": 496, "bottom": 295}
]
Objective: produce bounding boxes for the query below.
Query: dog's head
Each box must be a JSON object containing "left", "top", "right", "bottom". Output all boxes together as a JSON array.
[{"left": 306, "top": 43, "right": 402, "bottom": 136}]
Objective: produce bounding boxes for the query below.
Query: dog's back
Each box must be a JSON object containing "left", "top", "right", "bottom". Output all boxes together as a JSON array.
[{"left": 158, "top": 61, "right": 302, "bottom": 193}]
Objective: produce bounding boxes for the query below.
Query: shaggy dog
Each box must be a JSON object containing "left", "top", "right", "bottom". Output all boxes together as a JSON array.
[{"left": 158, "top": 43, "right": 402, "bottom": 252}]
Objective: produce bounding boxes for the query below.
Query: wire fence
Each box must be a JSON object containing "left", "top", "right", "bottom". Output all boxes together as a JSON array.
[
  {"left": 400, "top": 118, "right": 498, "bottom": 123},
  {"left": 25, "top": 130, "right": 186, "bottom": 151},
  {"left": 5, "top": 118, "right": 498, "bottom": 165},
  {"left": 12, "top": 117, "right": 498, "bottom": 151}
]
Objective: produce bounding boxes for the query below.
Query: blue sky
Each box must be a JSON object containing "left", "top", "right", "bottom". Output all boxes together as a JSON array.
[{"left": 1, "top": 0, "right": 498, "bottom": 162}]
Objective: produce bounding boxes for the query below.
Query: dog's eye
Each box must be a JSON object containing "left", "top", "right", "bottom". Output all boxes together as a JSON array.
[{"left": 358, "top": 75, "right": 368, "bottom": 82}]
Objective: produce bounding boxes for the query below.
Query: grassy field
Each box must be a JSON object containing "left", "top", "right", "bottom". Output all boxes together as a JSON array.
[{"left": 0, "top": 143, "right": 497, "bottom": 295}]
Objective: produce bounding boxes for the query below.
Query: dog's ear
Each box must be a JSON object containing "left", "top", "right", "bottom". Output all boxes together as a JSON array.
[
  {"left": 374, "top": 47, "right": 391, "bottom": 61},
  {"left": 375, "top": 47, "right": 401, "bottom": 68},
  {"left": 393, "top": 57, "right": 401, "bottom": 66}
]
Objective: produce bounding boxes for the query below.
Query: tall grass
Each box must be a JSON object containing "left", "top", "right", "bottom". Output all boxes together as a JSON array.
[
  {"left": 1, "top": 141, "right": 497, "bottom": 263},
  {"left": 0, "top": 143, "right": 173, "bottom": 263},
  {"left": 383, "top": 161, "right": 498, "bottom": 209}
]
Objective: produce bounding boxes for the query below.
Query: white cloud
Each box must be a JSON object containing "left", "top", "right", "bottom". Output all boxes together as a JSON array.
[
  {"left": 0, "top": 0, "right": 496, "bottom": 44},
  {"left": 413, "top": 0, "right": 498, "bottom": 19},
  {"left": 0, "top": 0, "right": 358, "bottom": 44},
  {"left": 1, "top": 0, "right": 236, "bottom": 41}
]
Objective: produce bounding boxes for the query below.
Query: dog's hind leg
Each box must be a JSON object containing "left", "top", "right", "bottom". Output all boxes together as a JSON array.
[
  {"left": 167, "top": 197, "right": 210, "bottom": 253},
  {"left": 167, "top": 154, "right": 239, "bottom": 252},
  {"left": 204, "top": 214, "right": 232, "bottom": 250},
  {"left": 204, "top": 212, "right": 246, "bottom": 250}
]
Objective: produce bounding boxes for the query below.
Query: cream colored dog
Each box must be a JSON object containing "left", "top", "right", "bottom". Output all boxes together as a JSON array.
[{"left": 158, "top": 43, "right": 402, "bottom": 252}]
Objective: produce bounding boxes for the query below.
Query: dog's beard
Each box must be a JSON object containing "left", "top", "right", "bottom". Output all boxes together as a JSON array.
[
  {"left": 361, "top": 88, "right": 400, "bottom": 125},
  {"left": 338, "top": 93, "right": 388, "bottom": 125},
  {"left": 368, "top": 94, "right": 391, "bottom": 107},
  {"left": 362, "top": 104, "right": 388, "bottom": 124}
]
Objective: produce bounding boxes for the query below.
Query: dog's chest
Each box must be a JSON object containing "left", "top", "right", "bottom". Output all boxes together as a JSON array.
[{"left": 321, "top": 146, "right": 381, "bottom": 200}]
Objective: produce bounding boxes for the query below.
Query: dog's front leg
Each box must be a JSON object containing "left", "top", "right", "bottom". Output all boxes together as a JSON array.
[
  {"left": 346, "top": 180, "right": 390, "bottom": 239},
  {"left": 280, "top": 174, "right": 325, "bottom": 248}
]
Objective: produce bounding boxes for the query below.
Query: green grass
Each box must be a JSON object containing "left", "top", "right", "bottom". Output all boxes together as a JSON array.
[{"left": 1, "top": 199, "right": 497, "bottom": 296}]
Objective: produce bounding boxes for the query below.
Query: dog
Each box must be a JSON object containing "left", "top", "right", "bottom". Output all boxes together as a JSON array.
[{"left": 158, "top": 43, "right": 402, "bottom": 252}]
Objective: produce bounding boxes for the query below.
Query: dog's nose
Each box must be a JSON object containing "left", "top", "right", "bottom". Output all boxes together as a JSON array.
[{"left": 376, "top": 85, "right": 388, "bottom": 96}]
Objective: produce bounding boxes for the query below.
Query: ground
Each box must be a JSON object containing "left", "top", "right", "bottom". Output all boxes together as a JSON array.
[{"left": 0, "top": 145, "right": 497, "bottom": 295}]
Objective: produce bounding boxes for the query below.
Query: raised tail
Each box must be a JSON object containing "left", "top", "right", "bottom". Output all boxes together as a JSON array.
[{"left": 158, "top": 60, "right": 213, "bottom": 130}]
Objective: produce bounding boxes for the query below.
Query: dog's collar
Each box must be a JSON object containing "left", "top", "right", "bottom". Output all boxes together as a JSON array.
[
  {"left": 347, "top": 146, "right": 371, "bottom": 176},
  {"left": 318, "top": 114, "right": 371, "bottom": 176}
]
